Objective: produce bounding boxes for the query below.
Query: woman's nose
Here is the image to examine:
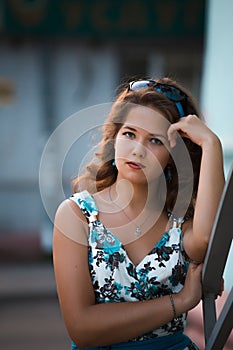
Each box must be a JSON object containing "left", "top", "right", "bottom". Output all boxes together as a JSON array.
[{"left": 132, "top": 140, "right": 146, "bottom": 158}]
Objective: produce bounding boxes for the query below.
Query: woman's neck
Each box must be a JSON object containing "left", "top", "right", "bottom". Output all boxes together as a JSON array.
[{"left": 111, "top": 178, "right": 162, "bottom": 213}]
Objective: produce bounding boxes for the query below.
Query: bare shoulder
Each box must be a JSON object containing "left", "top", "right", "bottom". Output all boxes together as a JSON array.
[
  {"left": 55, "top": 197, "right": 87, "bottom": 221},
  {"left": 54, "top": 197, "right": 89, "bottom": 245}
]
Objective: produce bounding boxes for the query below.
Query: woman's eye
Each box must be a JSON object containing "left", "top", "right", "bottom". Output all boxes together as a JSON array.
[
  {"left": 151, "top": 138, "right": 163, "bottom": 145},
  {"left": 122, "top": 131, "right": 135, "bottom": 139}
]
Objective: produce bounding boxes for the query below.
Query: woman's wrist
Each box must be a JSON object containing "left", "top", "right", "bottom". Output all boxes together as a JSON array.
[
  {"left": 201, "top": 133, "right": 222, "bottom": 151},
  {"left": 172, "top": 291, "right": 192, "bottom": 316},
  {"left": 169, "top": 294, "right": 179, "bottom": 321}
]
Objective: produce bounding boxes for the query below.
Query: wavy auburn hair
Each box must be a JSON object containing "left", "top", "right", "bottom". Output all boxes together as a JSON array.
[{"left": 72, "top": 77, "right": 202, "bottom": 219}]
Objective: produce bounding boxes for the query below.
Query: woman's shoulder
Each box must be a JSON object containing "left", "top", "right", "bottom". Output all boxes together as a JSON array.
[
  {"left": 56, "top": 195, "right": 87, "bottom": 221},
  {"left": 54, "top": 195, "right": 89, "bottom": 244}
]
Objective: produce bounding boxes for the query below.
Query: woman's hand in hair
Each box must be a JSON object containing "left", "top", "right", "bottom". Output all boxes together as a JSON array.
[{"left": 167, "top": 114, "right": 220, "bottom": 149}]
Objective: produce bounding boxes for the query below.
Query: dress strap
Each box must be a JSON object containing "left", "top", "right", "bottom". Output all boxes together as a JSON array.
[
  {"left": 168, "top": 212, "right": 184, "bottom": 229},
  {"left": 70, "top": 190, "right": 99, "bottom": 223}
]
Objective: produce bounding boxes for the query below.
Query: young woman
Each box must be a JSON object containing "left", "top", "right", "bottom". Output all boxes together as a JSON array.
[{"left": 53, "top": 78, "right": 225, "bottom": 349}]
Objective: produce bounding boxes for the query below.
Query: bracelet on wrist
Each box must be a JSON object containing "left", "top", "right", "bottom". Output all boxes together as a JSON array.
[{"left": 169, "top": 293, "right": 179, "bottom": 322}]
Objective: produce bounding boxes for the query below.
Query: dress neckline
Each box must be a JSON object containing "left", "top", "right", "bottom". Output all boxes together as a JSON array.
[
  {"left": 97, "top": 222, "right": 173, "bottom": 269},
  {"left": 90, "top": 215, "right": 182, "bottom": 269},
  {"left": 72, "top": 191, "right": 183, "bottom": 268}
]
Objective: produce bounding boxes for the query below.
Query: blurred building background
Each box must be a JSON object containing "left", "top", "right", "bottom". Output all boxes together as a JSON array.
[
  {"left": 0, "top": 0, "right": 232, "bottom": 349},
  {"left": 0, "top": 0, "right": 206, "bottom": 254}
]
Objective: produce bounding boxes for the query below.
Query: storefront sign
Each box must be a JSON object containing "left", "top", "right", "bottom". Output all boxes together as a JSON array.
[{"left": 2, "top": 0, "right": 205, "bottom": 39}]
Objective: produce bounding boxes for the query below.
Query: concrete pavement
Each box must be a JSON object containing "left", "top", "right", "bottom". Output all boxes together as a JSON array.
[{"left": 0, "top": 262, "right": 71, "bottom": 350}]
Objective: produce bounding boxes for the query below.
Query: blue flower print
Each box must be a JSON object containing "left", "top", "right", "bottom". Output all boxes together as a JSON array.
[
  {"left": 157, "top": 232, "right": 170, "bottom": 248},
  {"left": 90, "top": 222, "right": 121, "bottom": 253},
  {"left": 77, "top": 191, "right": 98, "bottom": 216}
]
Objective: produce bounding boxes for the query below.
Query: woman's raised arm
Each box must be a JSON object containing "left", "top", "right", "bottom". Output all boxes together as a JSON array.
[{"left": 168, "top": 115, "right": 225, "bottom": 262}]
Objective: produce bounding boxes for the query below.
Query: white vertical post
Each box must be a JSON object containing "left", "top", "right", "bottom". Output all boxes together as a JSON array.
[{"left": 201, "top": 0, "right": 233, "bottom": 291}]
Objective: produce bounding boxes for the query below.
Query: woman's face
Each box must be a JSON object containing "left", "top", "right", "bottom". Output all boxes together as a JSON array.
[{"left": 114, "top": 105, "right": 171, "bottom": 185}]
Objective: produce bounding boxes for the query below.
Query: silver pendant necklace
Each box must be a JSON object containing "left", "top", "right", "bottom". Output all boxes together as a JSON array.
[{"left": 108, "top": 186, "right": 150, "bottom": 237}]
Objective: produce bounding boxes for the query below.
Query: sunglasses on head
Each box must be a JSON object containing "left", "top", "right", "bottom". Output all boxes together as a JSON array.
[{"left": 128, "top": 80, "right": 187, "bottom": 118}]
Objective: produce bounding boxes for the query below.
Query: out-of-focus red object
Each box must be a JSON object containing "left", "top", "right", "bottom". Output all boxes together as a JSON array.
[{"left": 185, "top": 291, "right": 233, "bottom": 350}]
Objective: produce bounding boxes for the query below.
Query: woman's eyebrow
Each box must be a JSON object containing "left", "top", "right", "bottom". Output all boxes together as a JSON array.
[
  {"left": 149, "top": 132, "right": 167, "bottom": 140},
  {"left": 122, "top": 125, "right": 167, "bottom": 140},
  {"left": 121, "top": 125, "right": 137, "bottom": 131}
]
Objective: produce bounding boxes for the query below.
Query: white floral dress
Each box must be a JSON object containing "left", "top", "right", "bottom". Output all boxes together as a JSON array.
[{"left": 70, "top": 190, "right": 198, "bottom": 349}]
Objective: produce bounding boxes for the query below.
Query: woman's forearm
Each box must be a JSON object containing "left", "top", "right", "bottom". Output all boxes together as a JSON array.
[
  {"left": 63, "top": 262, "right": 202, "bottom": 349},
  {"left": 68, "top": 294, "right": 187, "bottom": 348},
  {"left": 193, "top": 135, "right": 225, "bottom": 255}
]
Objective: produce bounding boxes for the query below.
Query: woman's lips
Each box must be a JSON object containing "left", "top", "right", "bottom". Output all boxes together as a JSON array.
[{"left": 127, "top": 161, "right": 145, "bottom": 170}]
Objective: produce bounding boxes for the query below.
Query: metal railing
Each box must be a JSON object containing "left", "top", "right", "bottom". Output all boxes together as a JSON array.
[{"left": 202, "top": 163, "right": 233, "bottom": 350}]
